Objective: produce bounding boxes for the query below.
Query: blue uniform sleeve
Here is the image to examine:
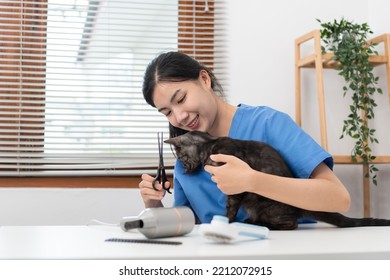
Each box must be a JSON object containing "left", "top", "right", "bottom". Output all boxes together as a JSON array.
[{"left": 264, "top": 110, "right": 333, "bottom": 178}]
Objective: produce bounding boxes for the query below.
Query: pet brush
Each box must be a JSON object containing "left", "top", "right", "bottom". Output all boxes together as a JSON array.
[{"left": 199, "top": 215, "right": 269, "bottom": 243}]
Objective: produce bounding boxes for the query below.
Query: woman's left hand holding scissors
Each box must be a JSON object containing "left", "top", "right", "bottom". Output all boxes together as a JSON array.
[{"left": 139, "top": 173, "right": 170, "bottom": 208}]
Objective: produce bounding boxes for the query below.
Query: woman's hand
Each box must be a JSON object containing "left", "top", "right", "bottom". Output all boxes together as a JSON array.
[
  {"left": 204, "top": 154, "right": 253, "bottom": 195},
  {"left": 205, "top": 154, "right": 351, "bottom": 213},
  {"left": 138, "top": 173, "right": 168, "bottom": 208}
]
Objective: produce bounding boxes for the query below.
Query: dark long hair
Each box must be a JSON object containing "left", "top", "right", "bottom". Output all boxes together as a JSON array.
[{"left": 142, "top": 51, "right": 224, "bottom": 138}]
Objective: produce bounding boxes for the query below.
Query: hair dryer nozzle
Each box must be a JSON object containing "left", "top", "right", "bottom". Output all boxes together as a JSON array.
[{"left": 120, "top": 217, "right": 143, "bottom": 231}]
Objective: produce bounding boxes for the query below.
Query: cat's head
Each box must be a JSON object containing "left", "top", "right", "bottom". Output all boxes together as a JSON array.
[{"left": 165, "top": 131, "right": 217, "bottom": 173}]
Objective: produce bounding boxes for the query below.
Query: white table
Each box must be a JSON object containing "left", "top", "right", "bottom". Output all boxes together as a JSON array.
[{"left": 1, "top": 223, "right": 389, "bottom": 259}]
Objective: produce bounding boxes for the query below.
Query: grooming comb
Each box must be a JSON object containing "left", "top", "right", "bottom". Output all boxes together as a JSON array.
[{"left": 105, "top": 238, "right": 182, "bottom": 245}]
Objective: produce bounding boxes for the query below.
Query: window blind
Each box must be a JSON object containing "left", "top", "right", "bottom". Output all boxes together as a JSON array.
[{"left": 0, "top": 0, "right": 227, "bottom": 176}]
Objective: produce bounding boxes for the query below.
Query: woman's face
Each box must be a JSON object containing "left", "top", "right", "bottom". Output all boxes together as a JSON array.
[{"left": 153, "top": 71, "right": 218, "bottom": 133}]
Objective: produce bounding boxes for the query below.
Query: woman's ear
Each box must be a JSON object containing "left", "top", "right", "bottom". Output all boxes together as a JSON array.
[{"left": 199, "top": 69, "right": 211, "bottom": 88}]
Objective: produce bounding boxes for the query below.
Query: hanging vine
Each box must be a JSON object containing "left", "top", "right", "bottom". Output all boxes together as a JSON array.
[{"left": 317, "top": 18, "right": 383, "bottom": 185}]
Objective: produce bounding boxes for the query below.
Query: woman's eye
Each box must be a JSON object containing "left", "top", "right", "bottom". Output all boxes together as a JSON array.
[
  {"left": 177, "top": 94, "right": 186, "bottom": 104},
  {"left": 165, "top": 110, "right": 172, "bottom": 117}
]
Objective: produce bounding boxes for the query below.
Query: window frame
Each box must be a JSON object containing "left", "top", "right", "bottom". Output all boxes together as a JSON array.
[{"left": 0, "top": 0, "right": 218, "bottom": 188}]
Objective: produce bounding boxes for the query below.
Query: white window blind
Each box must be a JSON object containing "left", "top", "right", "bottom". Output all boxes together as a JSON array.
[{"left": 0, "top": 0, "right": 227, "bottom": 176}]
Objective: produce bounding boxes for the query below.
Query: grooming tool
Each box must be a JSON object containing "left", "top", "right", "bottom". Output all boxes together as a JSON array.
[
  {"left": 105, "top": 238, "right": 182, "bottom": 245},
  {"left": 199, "top": 215, "right": 269, "bottom": 243},
  {"left": 120, "top": 206, "right": 195, "bottom": 239},
  {"left": 152, "top": 131, "right": 171, "bottom": 193}
]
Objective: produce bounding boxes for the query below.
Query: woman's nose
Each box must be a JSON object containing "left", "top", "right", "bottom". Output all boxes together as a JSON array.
[{"left": 173, "top": 109, "right": 189, "bottom": 126}]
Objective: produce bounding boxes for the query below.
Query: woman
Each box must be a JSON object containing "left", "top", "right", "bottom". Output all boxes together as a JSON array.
[{"left": 139, "top": 51, "right": 350, "bottom": 223}]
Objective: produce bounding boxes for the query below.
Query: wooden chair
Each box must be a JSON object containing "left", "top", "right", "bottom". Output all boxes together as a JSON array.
[{"left": 295, "top": 30, "right": 390, "bottom": 217}]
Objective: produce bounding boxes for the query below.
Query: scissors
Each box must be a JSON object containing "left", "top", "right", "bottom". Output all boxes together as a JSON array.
[{"left": 152, "top": 132, "right": 171, "bottom": 194}]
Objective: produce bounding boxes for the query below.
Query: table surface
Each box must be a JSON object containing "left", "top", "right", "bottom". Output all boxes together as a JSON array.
[{"left": 1, "top": 223, "right": 389, "bottom": 259}]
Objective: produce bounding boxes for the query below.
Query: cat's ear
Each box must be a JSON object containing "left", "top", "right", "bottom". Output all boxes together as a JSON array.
[{"left": 164, "top": 137, "right": 181, "bottom": 147}]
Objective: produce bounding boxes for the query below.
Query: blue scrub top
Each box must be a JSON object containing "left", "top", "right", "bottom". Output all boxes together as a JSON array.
[{"left": 172, "top": 104, "right": 333, "bottom": 223}]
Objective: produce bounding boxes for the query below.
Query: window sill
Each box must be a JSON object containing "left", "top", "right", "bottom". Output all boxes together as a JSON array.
[{"left": 0, "top": 175, "right": 173, "bottom": 188}]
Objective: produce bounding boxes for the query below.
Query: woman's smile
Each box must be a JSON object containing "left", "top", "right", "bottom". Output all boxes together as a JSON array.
[{"left": 187, "top": 114, "right": 200, "bottom": 130}]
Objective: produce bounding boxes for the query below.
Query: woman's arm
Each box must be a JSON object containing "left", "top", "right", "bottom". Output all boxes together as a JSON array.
[{"left": 204, "top": 154, "right": 351, "bottom": 213}]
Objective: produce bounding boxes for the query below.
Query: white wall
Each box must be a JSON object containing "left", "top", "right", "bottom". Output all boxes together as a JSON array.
[
  {"left": 0, "top": 188, "right": 173, "bottom": 226},
  {"left": 227, "top": 0, "right": 390, "bottom": 219},
  {"left": 0, "top": 0, "right": 389, "bottom": 225}
]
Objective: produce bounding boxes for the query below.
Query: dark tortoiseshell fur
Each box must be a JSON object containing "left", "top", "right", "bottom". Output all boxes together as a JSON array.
[{"left": 166, "top": 131, "right": 390, "bottom": 230}]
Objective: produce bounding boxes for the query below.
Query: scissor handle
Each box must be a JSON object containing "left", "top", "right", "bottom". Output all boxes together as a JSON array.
[
  {"left": 151, "top": 177, "right": 160, "bottom": 191},
  {"left": 152, "top": 171, "right": 171, "bottom": 194},
  {"left": 160, "top": 169, "right": 171, "bottom": 193}
]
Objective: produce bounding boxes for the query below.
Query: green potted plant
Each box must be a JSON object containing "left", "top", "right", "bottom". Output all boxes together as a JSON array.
[{"left": 317, "top": 18, "right": 383, "bottom": 185}]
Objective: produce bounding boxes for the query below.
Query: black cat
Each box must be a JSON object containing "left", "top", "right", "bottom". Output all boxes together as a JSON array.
[{"left": 165, "top": 131, "right": 390, "bottom": 230}]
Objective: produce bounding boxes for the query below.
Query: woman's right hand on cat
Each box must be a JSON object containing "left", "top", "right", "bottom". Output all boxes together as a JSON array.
[
  {"left": 205, "top": 154, "right": 253, "bottom": 195},
  {"left": 138, "top": 173, "right": 167, "bottom": 208}
]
